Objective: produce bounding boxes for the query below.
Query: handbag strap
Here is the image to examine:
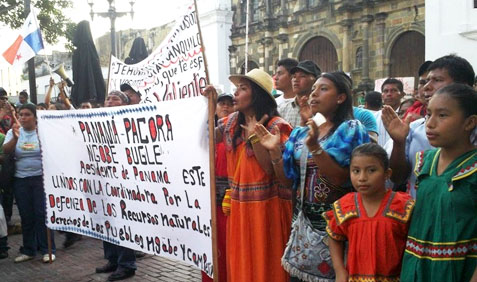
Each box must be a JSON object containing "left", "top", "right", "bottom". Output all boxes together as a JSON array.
[{"left": 298, "top": 144, "right": 309, "bottom": 210}]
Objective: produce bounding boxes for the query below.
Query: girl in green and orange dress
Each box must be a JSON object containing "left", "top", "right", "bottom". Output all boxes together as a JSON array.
[{"left": 401, "top": 83, "right": 477, "bottom": 282}]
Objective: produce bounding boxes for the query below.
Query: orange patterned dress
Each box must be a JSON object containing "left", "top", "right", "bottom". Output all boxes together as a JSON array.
[
  {"left": 218, "top": 112, "right": 293, "bottom": 282},
  {"left": 323, "top": 190, "right": 415, "bottom": 282}
]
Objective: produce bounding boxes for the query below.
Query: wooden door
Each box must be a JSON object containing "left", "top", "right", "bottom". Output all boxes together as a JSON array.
[
  {"left": 390, "top": 31, "right": 425, "bottom": 77},
  {"left": 299, "top": 36, "right": 338, "bottom": 72}
]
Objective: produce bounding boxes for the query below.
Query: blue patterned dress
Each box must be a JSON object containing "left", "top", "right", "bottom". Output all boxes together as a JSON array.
[{"left": 283, "top": 119, "right": 370, "bottom": 230}]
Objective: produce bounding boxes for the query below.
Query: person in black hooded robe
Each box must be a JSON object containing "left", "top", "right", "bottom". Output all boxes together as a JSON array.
[
  {"left": 124, "top": 37, "right": 148, "bottom": 65},
  {"left": 71, "top": 21, "right": 106, "bottom": 107}
]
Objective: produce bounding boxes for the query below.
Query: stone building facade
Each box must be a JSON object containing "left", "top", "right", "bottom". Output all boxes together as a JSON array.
[{"left": 229, "top": 0, "right": 425, "bottom": 92}]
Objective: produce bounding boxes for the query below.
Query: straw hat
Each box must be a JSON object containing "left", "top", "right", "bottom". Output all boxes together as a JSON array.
[{"left": 229, "top": 69, "right": 275, "bottom": 102}]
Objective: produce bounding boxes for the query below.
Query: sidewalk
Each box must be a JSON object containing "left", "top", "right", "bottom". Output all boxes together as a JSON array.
[{"left": 0, "top": 204, "right": 201, "bottom": 282}]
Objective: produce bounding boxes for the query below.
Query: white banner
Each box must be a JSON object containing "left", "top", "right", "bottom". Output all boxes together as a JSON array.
[
  {"left": 374, "top": 77, "right": 415, "bottom": 95},
  {"left": 108, "top": 2, "right": 207, "bottom": 103},
  {"left": 37, "top": 97, "right": 212, "bottom": 275}
]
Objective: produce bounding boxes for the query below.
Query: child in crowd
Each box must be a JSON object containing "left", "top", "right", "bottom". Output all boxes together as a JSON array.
[
  {"left": 324, "top": 143, "right": 415, "bottom": 281},
  {"left": 401, "top": 83, "right": 477, "bottom": 282}
]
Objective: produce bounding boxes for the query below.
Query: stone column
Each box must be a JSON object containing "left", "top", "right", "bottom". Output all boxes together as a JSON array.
[
  {"left": 264, "top": 0, "right": 271, "bottom": 19},
  {"left": 277, "top": 33, "right": 288, "bottom": 59},
  {"left": 375, "top": 12, "right": 388, "bottom": 78},
  {"left": 228, "top": 45, "right": 238, "bottom": 74},
  {"left": 278, "top": 0, "right": 288, "bottom": 17},
  {"left": 236, "top": 1, "right": 243, "bottom": 25},
  {"left": 358, "top": 15, "right": 374, "bottom": 91},
  {"left": 340, "top": 19, "right": 353, "bottom": 73},
  {"left": 294, "top": 0, "right": 306, "bottom": 12},
  {"left": 262, "top": 34, "right": 273, "bottom": 73}
]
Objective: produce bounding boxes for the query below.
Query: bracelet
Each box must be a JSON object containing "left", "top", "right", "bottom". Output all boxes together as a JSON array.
[
  {"left": 271, "top": 157, "right": 282, "bottom": 165},
  {"left": 310, "top": 146, "right": 324, "bottom": 156},
  {"left": 248, "top": 134, "right": 260, "bottom": 145}
]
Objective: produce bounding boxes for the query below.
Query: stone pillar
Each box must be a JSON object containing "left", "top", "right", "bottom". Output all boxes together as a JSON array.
[
  {"left": 235, "top": 1, "right": 243, "bottom": 25},
  {"left": 294, "top": 0, "right": 306, "bottom": 12},
  {"left": 340, "top": 19, "right": 353, "bottom": 73},
  {"left": 277, "top": 33, "right": 288, "bottom": 59},
  {"left": 375, "top": 12, "right": 388, "bottom": 78},
  {"left": 358, "top": 15, "right": 374, "bottom": 91},
  {"left": 228, "top": 45, "right": 238, "bottom": 74},
  {"left": 264, "top": 0, "right": 271, "bottom": 18},
  {"left": 280, "top": 0, "right": 287, "bottom": 12},
  {"left": 262, "top": 34, "right": 273, "bottom": 73}
]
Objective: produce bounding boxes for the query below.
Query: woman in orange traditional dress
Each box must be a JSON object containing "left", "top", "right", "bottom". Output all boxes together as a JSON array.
[{"left": 205, "top": 69, "right": 293, "bottom": 282}]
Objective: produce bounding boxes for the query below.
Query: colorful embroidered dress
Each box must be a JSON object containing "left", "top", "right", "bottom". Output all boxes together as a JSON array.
[
  {"left": 401, "top": 148, "right": 477, "bottom": 282},
  {"left": 217, "top": 112, "right": 293, "bottom": 282},
  {"left": 283, "top": 120, "right": 370, "bottom": 231},
  {"left": 324, "top": 190, "right": 415, "bottom": 282}
]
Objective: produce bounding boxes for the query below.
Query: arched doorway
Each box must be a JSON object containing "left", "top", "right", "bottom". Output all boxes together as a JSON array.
[
  {"left": 390, "top": 31, "right": 425, "bottom": 77},
  {"left": 239, "top": 60, "right": 259, "bottom": 74},
  {"left": 299, "top": 36, "right": 338, "bottom": 72}
]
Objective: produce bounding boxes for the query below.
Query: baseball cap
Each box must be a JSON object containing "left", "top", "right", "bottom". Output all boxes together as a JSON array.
[
  {"left": 290, "top": 60, "right": 321, "bottom": 77},
  {"left": 217, "top": 93, "right": 234, "bottom": 102},
  {"left": 120, "top": 83, "right": 141, "bottom": 97}
]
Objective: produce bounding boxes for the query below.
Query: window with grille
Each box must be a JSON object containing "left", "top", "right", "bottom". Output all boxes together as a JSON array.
[{"left": 356, "top": 47, "right": 363, "bottom": 69}]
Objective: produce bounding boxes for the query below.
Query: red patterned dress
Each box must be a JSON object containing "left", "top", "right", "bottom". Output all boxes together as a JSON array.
[{"left": 323, "top": 190, "right": 415, "bottom": 282}]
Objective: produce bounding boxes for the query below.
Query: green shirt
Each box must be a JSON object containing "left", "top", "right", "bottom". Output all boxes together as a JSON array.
[{"left": 401, "top": 148, "right": 477, "bottom": 282}]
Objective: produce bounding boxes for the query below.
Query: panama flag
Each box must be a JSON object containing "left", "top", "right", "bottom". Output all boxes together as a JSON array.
[{"left": 2, "top": 10, "right": 44, "bottom": 66}]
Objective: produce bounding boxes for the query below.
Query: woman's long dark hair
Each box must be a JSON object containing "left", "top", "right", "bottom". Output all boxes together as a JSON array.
[
  {"left": 320, "top": 71, "right": 354, "bottom": 132},
  {"left": 232, "top": 80, "right": 279, "bottom": 149}
]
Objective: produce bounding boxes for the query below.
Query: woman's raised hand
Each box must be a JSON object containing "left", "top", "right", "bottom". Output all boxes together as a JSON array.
[
  {"left": 255, "top": 124, "right": 281, "bottom": 151},
  {"left": 240, "top": 114, "right": 268, "bottom": 138},
  {"left": 305, "top": 118, "right": 320, "bottom": 149},
  {"left": 12, "top": 122, "right": 20, "bottom": 139},
  {"left": 203, "top": 85, "right": 218, "bottom": 102},
  {"left": 298, "top": 95, "right": 312, "bottom": 126}
]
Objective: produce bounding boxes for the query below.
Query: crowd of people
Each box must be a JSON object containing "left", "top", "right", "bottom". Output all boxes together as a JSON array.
[
  {"left": 0, "top": 83, "right": 142, "bottom": 281},
  {"left": 0, "top": 53, "right": 476, "bottom": 282},
  {"left": 203, "top": 54, "right": 477, "bottom": 282}
]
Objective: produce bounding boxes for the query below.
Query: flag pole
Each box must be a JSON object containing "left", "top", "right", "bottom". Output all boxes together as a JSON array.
[
  {"left": 25, "top": 0, "right": 38, "bottom": 104},
  {"left": 193, "top": 0, "right": 218, "bottom": 281},
  {"left": 245, "top": 0, "right": 250, "bottom": 72},
  {"left": 106, "top": 53, "right": 112, "bottom": 97}
]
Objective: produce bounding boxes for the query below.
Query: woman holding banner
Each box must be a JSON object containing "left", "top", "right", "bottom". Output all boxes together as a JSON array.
[
  {"left": 205, "top": 69, "right": 293, "bottom": 282},
  {"left": 2, "top": 104, "right": 57, "bottom": 263}
]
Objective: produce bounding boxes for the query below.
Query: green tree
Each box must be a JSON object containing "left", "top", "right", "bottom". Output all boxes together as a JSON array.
[{"left": 0, "top": 0, "right": 73, "bottom": 45}]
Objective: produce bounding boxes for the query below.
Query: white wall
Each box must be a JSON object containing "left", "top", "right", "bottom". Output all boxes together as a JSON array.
[
  {"left": 198, "top": 0, "right": 233, "bottom": 93},
  {"left": 426, "top": 0, "right": 477, "bottom": 69}
]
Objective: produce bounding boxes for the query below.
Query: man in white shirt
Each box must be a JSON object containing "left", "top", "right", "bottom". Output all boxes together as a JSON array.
[{"left": 274, "top": 58, "right": 298, "bottom": 107}]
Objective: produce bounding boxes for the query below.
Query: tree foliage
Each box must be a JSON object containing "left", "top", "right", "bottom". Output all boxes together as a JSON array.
[{"left": 0, "top": 0, "right": 73, "bottom": 45}]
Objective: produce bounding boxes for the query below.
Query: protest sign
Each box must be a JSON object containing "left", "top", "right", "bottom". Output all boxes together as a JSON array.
[
  {"left": 108, "top": 2, "right": 207, "bottom": 103},
  {"left": 374, "top": 77, "right": 415, "bottom": 95},
  {"left": 37, "top": 96, "right": 213, "bottom": 275}
]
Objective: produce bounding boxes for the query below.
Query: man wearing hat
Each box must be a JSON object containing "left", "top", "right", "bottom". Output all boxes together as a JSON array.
[
  {"left": 120, "top": 84, "right": 141, "bottom": 105},
  {"left": 278, "top": 60, "right": 321, "bottom": 127}
]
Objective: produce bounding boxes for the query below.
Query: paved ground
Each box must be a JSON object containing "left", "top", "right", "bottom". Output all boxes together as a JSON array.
[{"left": 0, "top": 204, "right": 201, "bottom": 282}]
